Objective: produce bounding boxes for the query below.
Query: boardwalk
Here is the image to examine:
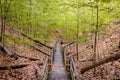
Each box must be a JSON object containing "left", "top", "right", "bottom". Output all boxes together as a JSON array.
[{"left": 48, "top": 42, "right": 71, "bottom": 80}]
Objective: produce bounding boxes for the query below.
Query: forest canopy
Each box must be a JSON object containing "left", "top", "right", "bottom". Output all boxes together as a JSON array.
[{"left": 0, "top": 0, "right": 120, "bottom": 44}]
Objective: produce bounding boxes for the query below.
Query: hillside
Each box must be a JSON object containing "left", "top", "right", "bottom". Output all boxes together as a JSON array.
[{"left": 0, "top": 0, "right": 120, "bottom": 80}]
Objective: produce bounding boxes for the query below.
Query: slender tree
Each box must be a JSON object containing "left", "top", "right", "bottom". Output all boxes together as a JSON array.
[
  {"left": 93, "top": 0, "right": 99, "bottom": 76},
  {"left": 76, "top": 0, "right": 80, "bottom": 60},
  {"left": 0, "top": 0, "right": 3, "bottom": 42}
]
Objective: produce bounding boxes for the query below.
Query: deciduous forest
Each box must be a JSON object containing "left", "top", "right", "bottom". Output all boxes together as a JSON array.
[{"left": 0, "top": 0, "right": 120, "bottom": 80}]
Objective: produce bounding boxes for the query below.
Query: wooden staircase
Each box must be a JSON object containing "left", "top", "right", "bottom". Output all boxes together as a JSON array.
[{"left": 40, "top": 41, "right": 83, "bottom": 80}]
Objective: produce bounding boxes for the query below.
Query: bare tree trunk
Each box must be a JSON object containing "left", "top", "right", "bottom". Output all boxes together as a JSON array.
[
  {"left": 0, "top": 64, "right": 29, "bottom": 70},
  {"left": 93, "top": 0, "right": 99, "bottom": 75},
  {"left": 21, "top": 33, "right": 52, "bottom": 49},
  {"left": 30, "top": 45, "right": 50, "bottom": 57},
  {"left": 76, "top": 0, "right": 80, "bottom": 60},
  {"left": 118, "top": 41, "right": 120, "bottom": 48},
  {"left": 0, "top": 0, "right": 3, "bottom": 42},
  {"left": 81, "top": 51, "right": 120, "bottom": 74},
  {"left": 0, "top": 63, "right": 43, "bottom": 70}
]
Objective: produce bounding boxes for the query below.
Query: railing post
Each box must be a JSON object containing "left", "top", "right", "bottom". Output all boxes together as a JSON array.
[
  {"left": 51, "top": 48, "right": 54, "bottom": 64},
  {"left": 40, "top": 56, "right": 49, "bottom": 80},
  {"left": 63, "top": 48, "right": 66, "bottom": 65},
  {"left": 70, "top": 56, "right": 84, "bottom": 80}
]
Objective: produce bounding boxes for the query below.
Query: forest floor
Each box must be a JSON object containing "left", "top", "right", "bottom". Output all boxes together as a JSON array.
[
  {"left": 0, "top": 30, "right": 47, "bottom": 80},
  {"left": 76, "top": 22, "right": 120, "bottom": 80},
  {"left": 64, "top": 20, "right": 120, "bottom": 80},
  {"left": 0, "top": 20, "right": 120, "bottom": 80},
  {"left": 0, "top": 44, "right": 46, "bottom": 80}
]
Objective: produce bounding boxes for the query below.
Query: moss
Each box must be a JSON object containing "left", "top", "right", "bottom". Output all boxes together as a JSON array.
[
  {"left": 4, "top": 34, "right": 30, "bottom": 45},
  {"left": 0, "top": 57, "right": 8, "bottom": 61}
]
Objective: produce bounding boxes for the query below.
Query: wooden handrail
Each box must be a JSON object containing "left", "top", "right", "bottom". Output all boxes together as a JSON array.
[
  {"left": 51, "top": 48, "right": 54, "bottom": 63},
  {"left": 63, "top": 48, "right": 66, "bottom": 65},
  {"left": 70, "top": 56, "right": 84, "bottom": 80},
  {"left": 71, "top": 57, "right": 77, "bottom": 72},
  {"left": 40, "top": 56, "right": 49, "bottom": 80},
  {"left": 63, "top": 46, "right": 83, "bottom": 80}
]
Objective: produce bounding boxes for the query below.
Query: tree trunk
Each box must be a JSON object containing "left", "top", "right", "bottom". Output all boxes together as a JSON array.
[
  {"left": 81, "top": 51, "right": 120, "bottom": 74},
  {"left": 0, "top": 42, "right": 17, "bottom": 58},
  {"left": 21, "top": 33, "right": 52, "bottom": 49},
  {"left": 0, "top": 42, "right": 41, "bottom": 61},
  {"left": 63, "top": 41, "right": 75, "bottom": 48},
  {"left": 76, "top": 0, "right": 80, "bottom": 61},
  {"left": 0, "top": 64, "right": 29, "bottom": 70},
  {"left": 0, "top": 0, "right": 4, "bottom": 42},
  {"left": 0, "top": 63, "right": 43, "bottom": 70},
  {"left": 118, "top": 41, "right": 120, "bottom": 48},
  {"left": 30, "top": 45, "right": 50, "bottom": 57}
]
